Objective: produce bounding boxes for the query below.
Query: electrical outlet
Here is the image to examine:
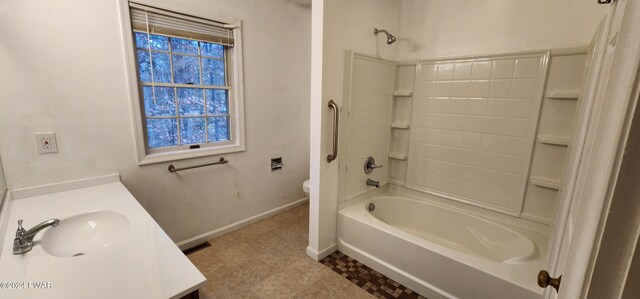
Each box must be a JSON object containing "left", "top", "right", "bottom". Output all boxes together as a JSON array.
[{"left": 35, "top": 132, "right": 58, "bottom": 154}]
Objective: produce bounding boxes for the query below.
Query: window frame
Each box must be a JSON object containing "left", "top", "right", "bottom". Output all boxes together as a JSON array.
[
  {"left": 134, "top": 31, "right": 234, "bottom": 153},
  {"left": 119, "top": 0, "right": 246, "bottom": 165}
]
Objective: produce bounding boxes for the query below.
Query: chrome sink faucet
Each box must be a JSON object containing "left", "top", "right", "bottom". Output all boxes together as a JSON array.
[{"left": 13, "top": 219, "right": 60, "bottom": 255}]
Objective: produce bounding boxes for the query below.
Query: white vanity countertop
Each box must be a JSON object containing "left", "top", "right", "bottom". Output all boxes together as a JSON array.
[{"left": 0, "top": 180, "right": 206, "bottom": 299}]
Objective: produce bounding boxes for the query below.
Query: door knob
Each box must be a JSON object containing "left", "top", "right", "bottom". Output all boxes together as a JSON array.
[{"left": 538, "top": 270, "right": 561, "bottom": 293}]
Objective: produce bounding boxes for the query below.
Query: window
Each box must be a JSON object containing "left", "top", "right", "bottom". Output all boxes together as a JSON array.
[{"left": 123, "top": 2, "right": 245, "bottom": 164}]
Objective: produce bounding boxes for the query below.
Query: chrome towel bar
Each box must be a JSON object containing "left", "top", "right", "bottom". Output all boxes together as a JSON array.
[{"left": 168, "top": 157, "right": 228, "bottom": 172}]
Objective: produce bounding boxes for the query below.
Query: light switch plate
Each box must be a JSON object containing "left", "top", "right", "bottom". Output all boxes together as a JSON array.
[{"left": 35, "top": 132, "right": 58, "bottom": 154}]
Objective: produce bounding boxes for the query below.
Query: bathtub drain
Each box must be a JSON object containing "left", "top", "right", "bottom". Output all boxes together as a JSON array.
[{"left": 367, "top": 203, "right": 375, "bottom": 212}]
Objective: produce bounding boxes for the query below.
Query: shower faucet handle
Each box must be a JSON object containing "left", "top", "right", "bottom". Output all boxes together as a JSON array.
[{"left": 364, "top": 157, "right": 383, "bottom": 174}]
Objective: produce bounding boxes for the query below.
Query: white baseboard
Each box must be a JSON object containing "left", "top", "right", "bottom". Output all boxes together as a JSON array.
[
  {"left": 306, "top": 243, "right": 337, "bottom": 261},
  {"left": 177, "top": 197, "right": 309, "bottom": 250}
]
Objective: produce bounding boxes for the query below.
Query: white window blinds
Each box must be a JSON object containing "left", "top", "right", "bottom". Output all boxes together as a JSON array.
[{"left": 129, "top": 2, "right": 235, "bottom": 47}]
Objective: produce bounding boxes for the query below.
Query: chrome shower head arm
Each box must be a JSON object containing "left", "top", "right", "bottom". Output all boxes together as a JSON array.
[
  {"left": 373, "top": 28, "right": 388, "bottom": 36},
  {"left": 373, "top": 28, "right": 397, "bottom": 45}
]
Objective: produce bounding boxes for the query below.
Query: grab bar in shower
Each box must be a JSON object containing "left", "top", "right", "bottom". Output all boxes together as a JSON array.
[
  {"left": 327, "top": 99, "right": 339, "bottom": 163},
  {"left": 168, "top": 157, "right": 228, "bottom": 172}
]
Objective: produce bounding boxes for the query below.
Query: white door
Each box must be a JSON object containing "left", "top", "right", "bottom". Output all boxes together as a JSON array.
[{"left": 543, "top": 0, "right": 640, "bottom": 297}]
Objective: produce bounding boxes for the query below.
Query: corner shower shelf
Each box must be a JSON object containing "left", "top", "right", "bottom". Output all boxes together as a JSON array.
[
  {"left": 393, "top": 91, "right": 413, "bottom": 97},
  {"left": 530, "top": 177, "right": 561, "bottom": 190},
  {"left": 546, "top": 90, "right": 579, "bottom": 100},
  {"left": 388, "top": 152, "right": 407, "bottom": 160},
  {"left": 391, "top": 122, "right": 411, "bottom": 129},
  {"left": 537, "top": 135, "right": 570, "bottom": 146}
]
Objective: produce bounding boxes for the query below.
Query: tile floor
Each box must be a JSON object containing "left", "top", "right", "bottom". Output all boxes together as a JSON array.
[
  {"left": 187, "top": 203, "right": 373, "bottom": 298},
  {"left": 321, "top": 252, "right": 426, "bottom": 299}
]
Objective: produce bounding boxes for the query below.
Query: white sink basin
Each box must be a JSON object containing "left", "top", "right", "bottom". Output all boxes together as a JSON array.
[{"left": 40, "top": 210, "right": 131, "bottom": 257}]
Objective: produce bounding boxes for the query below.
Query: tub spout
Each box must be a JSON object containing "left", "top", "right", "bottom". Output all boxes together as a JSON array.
[{"left": 366, "top": 179, "right": 380, "bottom": 188}]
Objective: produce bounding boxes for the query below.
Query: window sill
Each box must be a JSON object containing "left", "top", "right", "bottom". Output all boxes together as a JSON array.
[{"left": 137, "top": 143, "right": 245, "bottom": 165}]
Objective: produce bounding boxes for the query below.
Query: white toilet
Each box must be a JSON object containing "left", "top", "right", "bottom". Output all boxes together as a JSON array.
[{"left": 303, "top": 179, "right": 310, "bottom": 197}]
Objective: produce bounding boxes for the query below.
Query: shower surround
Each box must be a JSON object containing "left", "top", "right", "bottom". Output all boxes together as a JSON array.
[
  {"left": 336, "top": 47, "right": 587, "bottom": 297},
  {"left": 406, "top": 53, "right": 548, "bottom": 216}
]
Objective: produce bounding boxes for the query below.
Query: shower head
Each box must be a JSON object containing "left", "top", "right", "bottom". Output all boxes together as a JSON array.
[{"left": 374, "top": 28, "right": 397, "bottom": 45}]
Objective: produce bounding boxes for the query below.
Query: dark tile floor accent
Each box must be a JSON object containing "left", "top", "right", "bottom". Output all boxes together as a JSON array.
[{"left": 320, "top": 251, "right": 427, "bottom": 299}]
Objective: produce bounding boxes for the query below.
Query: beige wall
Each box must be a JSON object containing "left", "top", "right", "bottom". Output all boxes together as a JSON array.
[
  {"left": 0, "top": 0, "right": 311, "bottom": 243},
  {"left": 397, "top": 0, "right": 607, "bottom": 61},
  {"left": 309, "top": 0, "right": 400, "bottom": 257}
]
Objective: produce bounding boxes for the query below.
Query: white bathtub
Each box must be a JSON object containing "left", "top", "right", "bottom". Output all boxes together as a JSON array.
[{"left": 337, "top": 188, "right": 548, "bottom": 299}]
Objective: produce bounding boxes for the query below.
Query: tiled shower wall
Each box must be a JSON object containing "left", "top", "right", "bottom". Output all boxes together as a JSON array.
[
  {"left": 341, "top": 53, "right": 394, "bottom": 200},
  {"left": 406, "top": 54, "right": 548, "bottom": 215}
]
